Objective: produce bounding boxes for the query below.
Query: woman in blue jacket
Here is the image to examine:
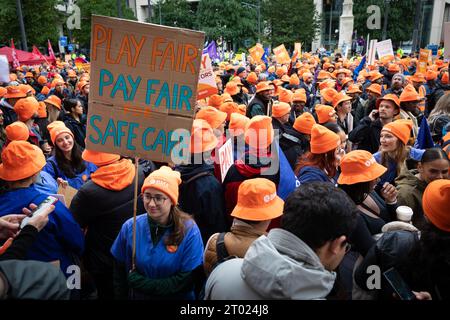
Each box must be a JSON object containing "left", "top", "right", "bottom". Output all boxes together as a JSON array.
[
  {"left": 111, "top": 166, "right": 204, "bottom": 300},
  {"left": 296, "top": 124, "right": 342, "bottom": 184},
  {"left": 43, "top": 121, "right": 96, "bottom": 189}
]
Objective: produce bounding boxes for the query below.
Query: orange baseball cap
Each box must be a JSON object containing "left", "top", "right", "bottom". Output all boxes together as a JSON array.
[
  {"left": 13, "top": 97, "right": 39, "bottom": 122},
  {"left": 332, "top": 91, "right": 352, "bottom": 108},
  {"left": 278, "top": 88, "right": 293, "bottom": 103},
  {"left": 37, "top": 101, "right": 47, "bottom": 118},
  {"left": 338, "top": 150, "right": 387, "bottom": 185},
  {"left": 245, "top": 115, "right": 274, "bottom": 150},
  {"left": 255, "top": 81, "right": 272, "bottom": 94},
  {"left": 231, "top": 178, "right": 284, "bottom": 221},
  {"left": 47, "top": 121, "right": 74, "bottom": 145},
  {"left": 195, "top": 106, "right": 227, "bottom": 129},
  {"left": 366, "top": 83, "right": 382, "bottom": 96},
  {"left": 376, "top": 94, "right": 400, "bottom": 109},
  {"left": 219, "top": 102, "right": 239, "bottom": 121},
  {"left": 293, "top": 112, "right": 316, "bottom": 135},
  {"left": 5, "top": 121, "right": 29, "bottom": 141},
  {"left": 315, "top": 104, "right": 336, "bottom": 124},
  {"left": 190, "top": 119, "right": 218, "bottom": 153},
  {"left": 82, "top": 149, "right": 121, "bottom": 167},
  {"left": 225, "top": 81, "right": 240, "bottom": 96},
  {"left": 246, "top": 72, "right": 258, "bottom": 85},
  {"left": 141, "top": 166, "right": 182, "bottom": 205},
  {"left": 381, "top": 119, "right": 413, "bottom": 145},
  {"left": 4, "top": 86, "right": 27, "bottom": 99},
  {"left": 399, "top": 84, "right": 424, "bottom": 103},
  {"left": 229, "top": 113, "right": 250, "bottom": 137},
  {"left": 207, "top": 94, "right": 224, "bottom": 109},
  {"left": 0, "top": 140, "right": 46, "bottom": 181},
  {"left": 310, "top": 124, "right": 340, "bottom": 154},
  {"left": 44, "top": 95, "right": 62, "bottom": 110},
  {"left": 272, "top": 102, "right": 291, "bottom": 118},
  {"left": 422, "top": 179, "right": 450, "bottom": 232}
]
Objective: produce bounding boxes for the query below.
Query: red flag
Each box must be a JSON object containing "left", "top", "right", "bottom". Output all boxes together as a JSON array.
[
  {"left": 10, "top": 39, "right": 20, "bottom": 69},
  {"left": 48, "top": 39, "right": 56, "bottom": 60},
  {"left": 32, "top": 45, "right": 49, "bottom": 64}
]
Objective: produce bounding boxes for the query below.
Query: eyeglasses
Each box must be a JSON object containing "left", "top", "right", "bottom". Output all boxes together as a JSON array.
[{"left": 142, "top": 193, "right": 168, "bottom": 205}]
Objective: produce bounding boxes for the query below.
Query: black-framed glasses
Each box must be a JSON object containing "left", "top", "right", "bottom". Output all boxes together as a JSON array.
[{"left": 142, "top": 193, "right": 168, "bottom": 205}]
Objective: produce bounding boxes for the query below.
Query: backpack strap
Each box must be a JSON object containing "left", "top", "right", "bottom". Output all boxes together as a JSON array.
[
  {"left": 216, "top": 232, "right": 230, "bottom": 264},
  {"left": 182, "top": 171, "right": 212, "bottom": 185}
]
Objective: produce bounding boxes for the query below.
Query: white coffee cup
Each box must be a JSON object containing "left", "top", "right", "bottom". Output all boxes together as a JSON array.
[{"left": 396, "top": 206, "right": 414, "bottom": 222}]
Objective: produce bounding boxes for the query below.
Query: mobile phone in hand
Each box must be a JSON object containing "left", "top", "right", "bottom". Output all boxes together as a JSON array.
[
  {"left": 383, "top": 267, "right": 416, "bottom": 300},
  {"left": 20, "top": 196, "right": 58, "bottom": 229}
]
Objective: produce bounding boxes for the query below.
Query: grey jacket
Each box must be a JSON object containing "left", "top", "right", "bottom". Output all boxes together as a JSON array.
[{"left": 204, "top": 228, "right": 336, "bottom": 300}]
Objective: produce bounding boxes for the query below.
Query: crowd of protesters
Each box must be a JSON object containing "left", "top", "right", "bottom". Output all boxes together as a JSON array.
[{"left": 0, "top": 47, "right": 449, "bottom": 301}]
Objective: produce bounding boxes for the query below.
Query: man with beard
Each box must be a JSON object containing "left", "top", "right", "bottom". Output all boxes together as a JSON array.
[
  {"left": 384, "top": 73, "right": 406, "bottom": 97},
  {"left": 353, "top": 83, "right": 382, "bottom": 125},
  {"left": 288, "top": 90, "right": 307, "bottom": 124},
  {"left": 246, "top": 82, "right": 273, "bottom": 118},
  {"left": 66, "top": 70, "right": 78, "bottom": 96},
  {"left": 349, "top": 94, "right": 400, "bottom": 153},
  {"left": 300, "top": 72, "right": 314, "bottom": 110}
]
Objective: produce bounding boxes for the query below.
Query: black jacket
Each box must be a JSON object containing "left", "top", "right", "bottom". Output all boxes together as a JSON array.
[
  {"left": 69, "top": 166, "right": 145, "bottom": 275},
  {"left": 279, "top": 128, "right": 309, "bottom": 170},
  {"left": 63, "top": 113, "right": 86, "bottom": 149},
  {"left": 349, "top": 117, "right": 383, "bottom": 154},
  {"left": 176, "top": 163, "right": 227, "bottom": 245},
  {"left": 246, "top": 94, "right": 271, "bottom": 118}
]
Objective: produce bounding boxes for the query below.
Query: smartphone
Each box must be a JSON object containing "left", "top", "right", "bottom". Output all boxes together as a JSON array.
[
  {"left": 20, "top": 196, "right": 58, "bottom": 229},
  {"left": 383, "top": 267, "right": 416, "bottom": 300}
]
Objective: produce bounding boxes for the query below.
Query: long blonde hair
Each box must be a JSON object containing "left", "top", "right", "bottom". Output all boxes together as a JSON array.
[
  {"left": 381, "top": 140, "right": 409, "bottom": 175},
  {"left": 429, "top": 93, "right": 450, "bottom": 120}
]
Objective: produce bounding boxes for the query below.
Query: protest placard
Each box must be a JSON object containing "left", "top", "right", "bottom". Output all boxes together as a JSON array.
[
  {"left": 218, "top": 138, "right": 234, "bottom": 182},
  {"left": 86, "top": 15, "right": 205, "bottom": 163},
  {"left": 197, "top": 53, "right": 218, "bottom": 100},
  {"left": 0, "top": 55, "right": 9, "bottom": 83},
  {"left": 248, "top": 43, "right": 264, "bottom": 63},
  {"left": 273, "top": 44, "right": 291, "bottom": 64},
  {"left": 418, "top": 49, "right": 429, "bottom": 74},
  {"left": 376, "top": 39, "right": 394, "bottom": 59}
]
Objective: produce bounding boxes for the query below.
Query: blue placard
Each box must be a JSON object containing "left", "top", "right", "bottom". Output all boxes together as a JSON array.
[
  {"left": 59, "top": 36, "right": 68, "bottom": 47},
  {"left": 68, "top": 44, "right": 74, "bottom": 52},
  {"left": 428, "top": 44, "right": 438, "bottom": 56}
]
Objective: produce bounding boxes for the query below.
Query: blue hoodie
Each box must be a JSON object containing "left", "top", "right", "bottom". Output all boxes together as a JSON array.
[
  {"left": 43, "top": 156, "right": 97, "bottom": 190},
  {"left": 0, "top": 186, "right": 84, "bottom": 277},
  {"left": 297, "top": 166, "right": 333, "bottom": 184}
]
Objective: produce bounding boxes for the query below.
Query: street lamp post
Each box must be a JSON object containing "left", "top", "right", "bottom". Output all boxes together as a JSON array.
[
  {"left": 242, "top": 1, "right": 261, "bottom": 43},
  {"left": 16, "top": 0, "right": 28, "bottom": 51},
  {"left": 117, "top": 0, "right": 123, "bottom": 18},
  {"left": 382, "top": 0, "right": 391, "bottom": 41},
  {"left": 412, "top": 0, "right": 422, "bottom": 53}
]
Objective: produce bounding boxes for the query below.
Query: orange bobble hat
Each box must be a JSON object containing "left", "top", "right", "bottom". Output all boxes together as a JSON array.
[
  {"left": 37, "top": 101, "right": 47, "bottom": 118},
  {"left": 207, "top": 94, "right": 224, "bottom": 109},
  {"left": 245, "top": 115, "right": 274, "bottom": 150},
  {"left": 195, "top": 106, "right": 227, "bottom": 129},
  {"left": 37, "top": 75, "right": 47, "bottom": 86},
  {"left": 310, "top": 124, "right": 341, "bottom": 154},
  {"left": 321, "top": 88, "right": 338, "bottom": 104},
  {"left": 289, "top": 74, "right": 300, "bottom": 86},
  {"left": 278, "top": 88, "right": 293, "bottom": 103},
  {"left": 292, "top": 90, "right": 307, "bottom": 103},
  {"left": 5, "top": 121, "right": 29, "bottom": 141},
  {"left": 229, "top": 113, "right": 250, "bottom": 137},
  {"left": 271, "top": 102, "right": 291, "bottom": 118},
  {"left": 422, "top": 179, "right": 450, "bottom": 232},
  {"left": 246, "top": 72, "right": 258, "bottom": 85},
  {"left": 315, "top": 104, "right": 336, "bottom": 124},
  {"left": 141, "top": 166, "right": 182, "bottom": 205},
  {"left": 190, "top": 119, "right": 218, "bottom": 154},
  {"left": 82, "top": 149, "right": 121, "bottom": 167},
  {"left": 0, "top": 140, "right": 46, "bottom": 181},
  {"left": 231, "top": 178, "right": 284, "bottom": 221},
  {"left": 337, "top": 150, "right": 387, "bottom": 185},
  {"left": 293, "top": 112, "right": 316, "bottom": 135},
  {"left": 47, "top": 121, "right": 74, "bottom": 145},
  {"left": 381, "top": 119, "right": 413, "bottom": 145},
  {"left": 13, "top": 97, "right": 39, "bottom": 122},
  {"left": 399, "top": 84, "right": 424, "bottom": 103},
  {"left": 219, "top": 101, "right": 239, "bottom": 121},
  {"left": 225, "top": 81, "right": 240, "bottom": 96},
  {"left": 44, "top": 95, "right": 62, "bottom": 110}
]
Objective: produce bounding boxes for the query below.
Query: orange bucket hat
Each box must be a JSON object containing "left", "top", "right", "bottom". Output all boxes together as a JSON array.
[
  {"left": 231, "top": 178, "right": 284, "bottom": 221},
  {"left": 255, "top": 81, "right": 273, "bottom": 94},
  {"left": 321, "top": 88, "right": 338, "bottom": 104},
  {"left": 272, "top": 102, "right": 291, "bottom": 118},
  {"left": 4, "top": 86, "right": 27, "bottom": 99},
  {"left": 246, "top": 72, "right": 258, "bottom": 85},
  {"left": 347, "top": 84, "right": 362, "bottom": 94},
  {"left": 229, "top": 113, "right": 250, "bottom": 137},
  {"left": 237, "top": 104, "right": 246, "bottom": 115},
  {"left": 399, "top": 84, "right": 424, "bottom": 103},
  {"left": 422, "top": 179, "right": 450, "bottom": 232},
  {"left": 310, "top": 124, "right": 341, "bottom": 154},
  {"left": 0, "top": 87, "right": 7, "bottom": 98},
  {"left": 387, "top": 64, "right": 400, "bottom": 73},
  {"left": 410, "top": 73, "right": 426, "bottom": 83},
  {"left": 332, "top": 91, "right": 352, "bottom": 108},
  {"left": 0, "top": 140, "right": 46, "bottom": 181},
  {"left": 317, "top": 70, "right": 331, "bottom": 80},
  {"left": 141, "top": 166, "right": 182, "bottom": 205},
  {"left": 366, "top": 83, "right": 382, "bottom": 96},
  {"left": 18, "top": 84, "right": 35, "bottom": 95},
  {"left": 41, "top": 86, "right": 50, "bottom": 96},
  {"left": 82, "top": 149, "right": 121, "bottom": 167},
  {"left": 190, "top": 119, "right": 218, "bottom": 153},
  {"left": 369, "top": 71, "right": 384, "bottom": 82},
  {"left": 425, "top": 70, "right": 437, "bottom": 81},
  {"left": 37, "top": 101, "right": 47, "bottom": 118},
  {"left": 207, "top": 94, "right": 224, "bottom": 109},
  {"left": 245, "top": 115, "right": 274, "bottom": 150},
  {"left": 281, "top": 75, "right": 290, "bottom": 83},
  {"left": 219, "top": 102, "right": 239, "bottom": 121},
  {"left": 9, "top": 74, "right": 17, "bottom": 82},
  {"left": 47, "top": 121, "right": 74, "bottom": 145},
  {"left": 338, "top": 150, "right": 387, "bottom": 185},
  {"left": 221, "top": 93, "right": 233, "bottom": 103},
  {"left": 225, "top": 81, "right": 240, "bottom": 96},
  {"left": 293, "top": 112, "right": 316, "bottom": 135},
  {"left": 376, "top": 93, "right": 400, "bottom": 109},
  {"left": 5, "top": 121, "right": 29, "bottom": 141},
  {"left": 195, "top": 106, "right": 227, "bottom": 129},
  {"left": 25, "top": 72, "right": 33, "bottom": 78},
  {"left": 44, "top": 95, "right": 62, "bottom": 110},
  {"left": 315, "top": 104, "right": 336, "bottom": 124},
  {"left": 318, "top": 80, "right": 336, "bottom": 91},
  {"left": 302, "top": 72, "right": 313, "bottom": 82},
  {"left": 381, "top": 119, "right": 413, "bottom": 145},
  {"left": 37, "top": 75, "right": 47, "bottom": 85},
  {"left": 13, "top": 97, "right": 39, "bottom": 122},
  {"left": 278, "top": 88, "right": 293, "bottom": 103}
]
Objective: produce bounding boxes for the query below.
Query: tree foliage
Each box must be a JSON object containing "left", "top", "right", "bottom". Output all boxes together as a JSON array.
[
  {"left": 72, "top": 0, "right": 136, "bottom": 47},
  {"left": 149, "top": 0, "right": 195, "bottom": 30},
  {"left": 353, "top": 0, "right": 415, "bottom": 46},
  {"left": 262, "top": 0, "right": 321, "bottom": 51},
  {"left": 0, "top": 0, "right": 64, "bottom": 49},
  {"left": 196, "top": 0, "right": 257, "bottom": 46}
]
